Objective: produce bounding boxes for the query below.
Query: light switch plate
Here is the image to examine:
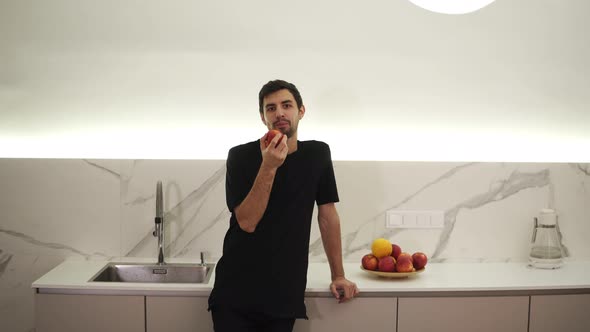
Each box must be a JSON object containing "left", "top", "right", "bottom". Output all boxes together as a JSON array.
[
  {"left": 386, "top": 210, "right": 444, "bottom": 228},
  {"left": 386, "top": 212, "right": 403, "bottom": 228}
]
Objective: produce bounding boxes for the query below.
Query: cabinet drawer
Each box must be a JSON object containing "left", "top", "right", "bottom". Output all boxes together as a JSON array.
[
  {"left": 294, "top": 297, "right": 397, "bottom": 332},
  {"left": 398, "top": 296, "right": 528, "bottom": 332},
  {"left": 146, "top": 296, "right": 213, "bottom": 332},
  {"left": 35, "top": 293, "right": 144, "bottom": 332},
  {"left": 530, "top": 294, "right": 590, "bottom": 332}
]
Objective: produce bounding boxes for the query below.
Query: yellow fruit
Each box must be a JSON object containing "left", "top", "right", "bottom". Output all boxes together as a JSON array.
[{"left": 371, "top": 238, "right": 392, "bottom": 258}]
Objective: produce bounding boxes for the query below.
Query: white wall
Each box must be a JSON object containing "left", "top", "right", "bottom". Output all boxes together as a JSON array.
[
  {"left": 1, "top": 0, "right": 589, "bottom": 160},
  {"left": 1, "top": 158, "right": 589, "bottom": 331}
]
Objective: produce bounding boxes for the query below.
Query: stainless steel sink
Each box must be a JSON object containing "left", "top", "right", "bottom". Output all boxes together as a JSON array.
[{"left": 89, "top": 263, "right": 215, "bottom": 283}]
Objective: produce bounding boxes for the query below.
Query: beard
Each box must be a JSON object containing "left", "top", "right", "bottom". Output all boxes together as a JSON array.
[{"left": 275, "top": 120, "right": 298, "bottom": 138}]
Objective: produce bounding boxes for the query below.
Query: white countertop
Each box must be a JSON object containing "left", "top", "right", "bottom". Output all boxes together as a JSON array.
[{"left": 32, "top": 258, "right": 590, "bottom": 297}]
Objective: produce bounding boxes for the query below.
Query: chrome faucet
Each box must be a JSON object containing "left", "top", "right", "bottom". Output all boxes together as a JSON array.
[{"left": 152, "top": 180, "right": 165, "bottom": 265}]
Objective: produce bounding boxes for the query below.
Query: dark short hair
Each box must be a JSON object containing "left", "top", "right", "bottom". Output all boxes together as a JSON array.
[{"left": 258, "top": 80, "right": 303, "bottom": 114}]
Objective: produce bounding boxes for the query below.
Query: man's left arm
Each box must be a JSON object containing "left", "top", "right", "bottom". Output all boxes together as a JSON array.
[{"left": 318, "top": 202, "right": 359, "bottom": 303}]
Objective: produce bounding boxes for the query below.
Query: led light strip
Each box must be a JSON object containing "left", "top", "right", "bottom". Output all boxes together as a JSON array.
[{"left": 2, "top": 128, "right": 588, "bottom": 162}]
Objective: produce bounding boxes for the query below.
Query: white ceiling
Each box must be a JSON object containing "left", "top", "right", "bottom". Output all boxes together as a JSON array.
[{"left": 1, "top": 0, "right": 589, "bottom": 160}]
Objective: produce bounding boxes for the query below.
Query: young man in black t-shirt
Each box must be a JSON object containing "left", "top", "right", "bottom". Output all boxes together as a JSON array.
[{"left": 209, "top": 80, "right": 359, "bottom": 331}]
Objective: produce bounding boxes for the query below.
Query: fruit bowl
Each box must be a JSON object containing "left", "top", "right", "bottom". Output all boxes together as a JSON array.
[{"left": 360, "top": 266, "right": 425, "bottom": 278}]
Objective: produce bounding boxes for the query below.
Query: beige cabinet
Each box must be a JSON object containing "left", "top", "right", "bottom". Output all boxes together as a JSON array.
[
  {"left": 397, "top": 296, "right": 529, "bottom": 332},
  {"left": 35, "top": 291, "right": 590, "bottom": 332},
  {"left": 146, "top": 296, "right": 213, "bottom": 332},
  {"left": 35, "top": 293, "right": 144, "bottom": 332},
  {"left": 529, "top": 294, "right": 590, "bottom": 332},
  {"left": 294, "top": 297, "right": 397, "bottom": 332}
]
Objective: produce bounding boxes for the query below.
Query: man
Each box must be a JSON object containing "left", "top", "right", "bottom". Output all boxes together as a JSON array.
[{"left": 208, "top": 79, "right": 358, "bottom": 331}]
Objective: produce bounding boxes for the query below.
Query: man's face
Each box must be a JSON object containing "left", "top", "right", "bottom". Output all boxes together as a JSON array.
[{"left": 260, "top": 89, "right": 305, "bottom": 138}]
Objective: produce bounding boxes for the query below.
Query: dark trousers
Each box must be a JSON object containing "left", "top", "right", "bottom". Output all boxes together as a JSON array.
[{"left": 211, "top": 306, "right": 296, "bottom": 332}]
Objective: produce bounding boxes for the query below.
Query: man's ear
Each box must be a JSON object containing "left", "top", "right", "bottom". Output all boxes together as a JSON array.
[{"left": 299, "top": 105, "right": 306, "bottom": 119}]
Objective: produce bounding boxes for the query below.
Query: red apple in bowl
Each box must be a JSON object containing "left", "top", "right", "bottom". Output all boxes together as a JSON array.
[
  {"left": 397, "top": 252, "right": 413, "bottom": 263},
  {"left": 391, "top": 244, "right": 402, "bottom": 260},
  {"left": 395, "top": 255, "right": 415, "bottom": 273},
  {"left": 378, "top": 256, "right": 396, "bottom": 272},
  {"left": 412, "top": 252, "right": 428, "bottom": 270},
  {"left": 361, "top": 254, "right": 379, "bottom": 271}
]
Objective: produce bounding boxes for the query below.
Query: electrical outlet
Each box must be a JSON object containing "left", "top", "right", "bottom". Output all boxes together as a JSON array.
[{"left": 386, "top": 210, "right": 444, "bottom": 228}]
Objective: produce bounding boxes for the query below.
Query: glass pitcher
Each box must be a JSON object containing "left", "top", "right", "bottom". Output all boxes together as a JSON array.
[{"left": 529, "top": 209, "right": 563, "bottom": 269}]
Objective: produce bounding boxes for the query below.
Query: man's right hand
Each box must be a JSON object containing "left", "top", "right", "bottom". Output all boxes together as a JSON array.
[{"left": 260, "top": 132, "right": 288, "bottom": 169}]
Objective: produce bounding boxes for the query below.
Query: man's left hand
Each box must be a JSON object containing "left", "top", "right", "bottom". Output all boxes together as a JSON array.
[{"left": 330, "top": 277, "right": 359, "bottom": 303}]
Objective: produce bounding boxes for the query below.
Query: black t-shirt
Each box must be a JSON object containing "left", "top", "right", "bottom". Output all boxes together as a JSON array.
[{"left": 208, "top": 140, "right": 339, "bottom": 319}]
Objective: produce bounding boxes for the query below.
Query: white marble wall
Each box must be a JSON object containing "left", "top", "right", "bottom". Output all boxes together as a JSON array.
[{"left": 1, "top": 159, "right": 589, "bottom": 331}]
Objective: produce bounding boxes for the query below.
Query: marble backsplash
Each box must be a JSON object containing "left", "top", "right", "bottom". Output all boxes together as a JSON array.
[{"left": 1, "top": 159, "right": 589, "bottom": 331}]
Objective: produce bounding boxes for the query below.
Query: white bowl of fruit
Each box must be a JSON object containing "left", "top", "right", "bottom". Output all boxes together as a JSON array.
[{"left": 360, "top": 238, "right": 428, "bottom": 278}]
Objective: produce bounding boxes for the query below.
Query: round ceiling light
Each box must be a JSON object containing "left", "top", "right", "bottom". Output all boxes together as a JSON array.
[{"left": 408, "top": 0, "right": 497, "bottom": 15}]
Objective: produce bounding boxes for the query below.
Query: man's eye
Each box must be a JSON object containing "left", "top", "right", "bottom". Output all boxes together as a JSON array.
[
  {"left": 267, "top": 107, "right": 275, "bottom": 112},
  {"left": 284, "top": 104, "right": 292, "bottom": 108}
]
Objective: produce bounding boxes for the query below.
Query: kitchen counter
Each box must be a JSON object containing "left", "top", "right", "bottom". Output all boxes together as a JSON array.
[{"left": 32, "top": 258, "right": 590, "bottom": 297}]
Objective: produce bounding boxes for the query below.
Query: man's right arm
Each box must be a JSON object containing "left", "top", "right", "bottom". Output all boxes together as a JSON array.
[{"left": 234, "top": 133, "right": 287, "bottom": 233}]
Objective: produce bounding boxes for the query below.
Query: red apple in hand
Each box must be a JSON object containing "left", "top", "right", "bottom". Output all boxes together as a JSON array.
[
  {"left": 412, "top": 252, "right": 428, "bottom": 270},
  {"left": 391, "top": 244, "right": 402, "bottom": 260},
  {"left": 264, "top": 129, "right": 284, "bottom": 147},
  {"left": 378, "top": 256, "right": 396, "bottom": 272},
  {"left": 361, "top": 254, "right": 379, "bottom": 271}
]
